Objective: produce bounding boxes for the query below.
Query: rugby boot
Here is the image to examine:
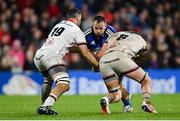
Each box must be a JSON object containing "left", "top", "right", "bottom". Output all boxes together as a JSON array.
[
  {"left": 141, "top": 101, "right": 157, "bottom": 113},
  {"left": 124, "top": 105, "right": 133, "bottom": 113},
  {"left": 37, "top": 106, "right": 58, "bottom": 115},
  {"left": 100, "top": 99, "right": 111, "bottom": 114}
]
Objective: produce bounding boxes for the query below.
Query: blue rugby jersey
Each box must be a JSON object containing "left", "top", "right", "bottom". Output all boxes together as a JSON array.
[{"left": 84, "top": 25, "right": 116, "bottom": 51}]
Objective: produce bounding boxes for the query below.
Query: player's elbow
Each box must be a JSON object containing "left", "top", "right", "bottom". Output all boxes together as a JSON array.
[
  {"left": 80, "top": 49, "right": 89, "bottom": 58},
  {"left": 81, "top": 52, "right": 88, "bottom": 59},
  {"left": 79, "top": 45, "right": 90, "bottom": 58}
]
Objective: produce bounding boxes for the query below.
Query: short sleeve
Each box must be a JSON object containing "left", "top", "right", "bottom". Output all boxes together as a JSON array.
[{"left": 74, "top": 29, "right": 87, "bottom": 45}]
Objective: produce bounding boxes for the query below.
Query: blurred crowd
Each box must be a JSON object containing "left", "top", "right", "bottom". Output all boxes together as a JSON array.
[{"left": 0, "top": 0, "right": 179, "bottom": 72}]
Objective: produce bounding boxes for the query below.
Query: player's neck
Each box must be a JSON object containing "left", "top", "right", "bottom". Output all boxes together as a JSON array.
[{"left": 67, "top": 18, "right": 77, "bottom": 24}]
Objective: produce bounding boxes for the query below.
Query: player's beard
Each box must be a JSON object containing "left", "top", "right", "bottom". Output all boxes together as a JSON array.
[{"left": 96, "top": 33, "right": 103, "bottom": 37}]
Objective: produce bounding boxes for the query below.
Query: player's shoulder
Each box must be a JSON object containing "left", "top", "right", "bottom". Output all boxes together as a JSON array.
[
  {"left": 106, "top": 25, "right": 116, "bottom": 33},
  {"left": 118, "top": 31, "right": 139, "bottom": 36},
  {"left": 105, "top": 25, "right": 116, "bottom": 36},
  {"left": 83, "top": 26, "right": 93, "bottom": 36},
  {"left": 59, "top": 20, "right": 81, "bottom": 32}
]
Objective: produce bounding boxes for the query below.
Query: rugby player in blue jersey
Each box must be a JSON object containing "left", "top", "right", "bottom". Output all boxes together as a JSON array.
[{"left": 84, "top": 15, "right": 133, "bottom": 113}]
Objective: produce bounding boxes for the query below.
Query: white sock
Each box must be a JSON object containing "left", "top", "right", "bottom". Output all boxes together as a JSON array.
[
  {"left": 42, "top": 93, "right": 57, "bottom": 107},
  {"left": 102, "top": 96, "right": 110, "bottom": 105}
]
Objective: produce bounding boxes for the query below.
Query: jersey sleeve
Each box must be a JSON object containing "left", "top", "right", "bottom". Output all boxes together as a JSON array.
[
  {"left": 107, "top": 25, "right": 116, "bottom": 33},
  {"left": 104, "top": 25, "right": 117, "bottom": 42},
  {"left": 84, "top": 27, "right": 92, "bottom": 45},
  {"left": 109, "top": 26, "right": 116, "bottom": 33},
  {"left": 74, "top": 28, "right": 87, "bottom": 45}
]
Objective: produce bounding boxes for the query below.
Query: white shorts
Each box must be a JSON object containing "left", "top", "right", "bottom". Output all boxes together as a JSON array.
[
  {"left": 99, "top": 50, "right": 139, "bottom": 82},
  {"left": 34, "top": 49, "right": 69, "bottom": 84}
]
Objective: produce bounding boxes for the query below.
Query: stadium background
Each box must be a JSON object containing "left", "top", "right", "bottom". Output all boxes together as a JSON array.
[{"left": 0, "top": 0, "right": 180, "bottom": 120}]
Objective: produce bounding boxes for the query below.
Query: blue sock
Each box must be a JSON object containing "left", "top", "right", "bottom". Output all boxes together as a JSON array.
[{"left": 122, "top": 98, "right": 131, "bottom": 107}]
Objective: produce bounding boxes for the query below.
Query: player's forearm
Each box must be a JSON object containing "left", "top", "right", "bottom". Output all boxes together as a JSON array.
[
  {"left": 95, "top": 51, "right": 103, "bottom": 61},
  {"left": 83, "top": 52, "right": 99, "bottom": 68},
  {"left": 96, "top": 43, "right": 108, "bottom": 60}
]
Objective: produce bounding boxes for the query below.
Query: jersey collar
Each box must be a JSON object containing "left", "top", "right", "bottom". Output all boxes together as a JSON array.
[{"left": 67, "top": 18, "right": 77, "bottom": 24}]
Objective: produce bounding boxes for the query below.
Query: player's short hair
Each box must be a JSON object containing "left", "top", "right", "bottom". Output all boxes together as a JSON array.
[
  {"left": 93, "top": 15, "right": 106, "bottom": 23},
  {"left": 66, "top": 8, "right": 81, "bottom": 19}
]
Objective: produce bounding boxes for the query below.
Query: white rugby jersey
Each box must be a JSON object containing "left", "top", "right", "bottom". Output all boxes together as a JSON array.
[
  {"left": 106, "top": 31, "right": 147, "bottom": 57},
  {"left": 40, "top": 20, "right": 86, "bottom": 57}
]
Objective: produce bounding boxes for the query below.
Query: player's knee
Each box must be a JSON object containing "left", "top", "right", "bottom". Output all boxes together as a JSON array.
[
  {"left": 63, "top": 83, "right": 70, "bottom": 92},
  {"left": 140, "top": 73, "right": 149, "bottom": 83},
  {"left": 56, "top": 81, "right": 70, "bottom": 92},
  {"left": 113, "top": 93, "right": 122, "bottom": 103},
  {"left": 64, "top": 83, "right": 70, "bottom": 91},
  {"left": 141, "top": 74, "right": 152, "bottom": 86},
  {"left": 53, "top": 72, "right": 70, "bottom": 91}
]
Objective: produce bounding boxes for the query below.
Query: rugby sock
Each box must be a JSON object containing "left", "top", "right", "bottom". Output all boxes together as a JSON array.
[
  {"left": 102, "top": 96, "right": 111, "bottom": 104},
  {"left": 42, "top": 82, "right": 52, "bottom": 103},
  {"left": 42, "top": 93, "right": 57, "bottom": 107},
  {"left": 143, "top": 92, "right": 151, "bottom": 102},
  {"left": 122, "top": 98, "right": 131, "bottom": 106}
]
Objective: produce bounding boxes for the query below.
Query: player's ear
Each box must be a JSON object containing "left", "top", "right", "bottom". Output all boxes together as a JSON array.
[
  {"left": 75, "top": 17, "right": 78, "bottom": 21},
  {"left": 104, "top": 23, "right": 107, "bottom": 28}
]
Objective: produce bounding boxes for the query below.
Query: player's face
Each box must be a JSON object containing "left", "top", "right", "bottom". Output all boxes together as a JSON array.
[
  {"left": 76, "top": 14, "right": 82, "bottom": 26},
  {"left": 92, "top": 21, "right": 106, "bottom": 37}
]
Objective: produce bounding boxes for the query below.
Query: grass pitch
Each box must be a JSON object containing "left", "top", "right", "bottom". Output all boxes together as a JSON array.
[{"left": 0, "top": 94, "right": 180, "bottom": 120}]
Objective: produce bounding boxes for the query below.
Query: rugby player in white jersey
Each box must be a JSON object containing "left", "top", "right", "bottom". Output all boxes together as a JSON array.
[
  {"left": 99, "top": 31, "right": 157, "bottom": 114},
  {"left": 34, "top": 8, "right": 99, "bottom": 115}
]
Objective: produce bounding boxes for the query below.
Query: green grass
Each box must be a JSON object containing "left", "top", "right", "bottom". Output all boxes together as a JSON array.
[{"left": 0, "top": 94, "right": 180, "bottom": 120}]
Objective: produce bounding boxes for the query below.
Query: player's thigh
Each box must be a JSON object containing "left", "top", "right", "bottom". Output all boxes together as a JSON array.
[
  {"left": 110, "top": 52, "right": 139, "bottom": 75},
  {"left": 43, "top": 56, "right": 70, "bottom": 85},
  {"left": 34, "top": 50, "right": 45, "bottom": 72},
  {"left": 99, "top": 56, "right": 119, "bottom": 93},
  {"left": 99, "top": 54, "right": 117, "bottom": 82},
  {"left": 110, "top": 52, "right": 149, "bottom": 83},
  {"left": 125, "top": 67, "right": 147, "bottom": 83},
  {"left": 35, "top": 50, "right": 70, "bottom": 84},
  {"left": 34, "top": 51, "right": 50, "bottom": 80},
  {"left": 116, "top": 57, "right": 147, "bottom": 83}
]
